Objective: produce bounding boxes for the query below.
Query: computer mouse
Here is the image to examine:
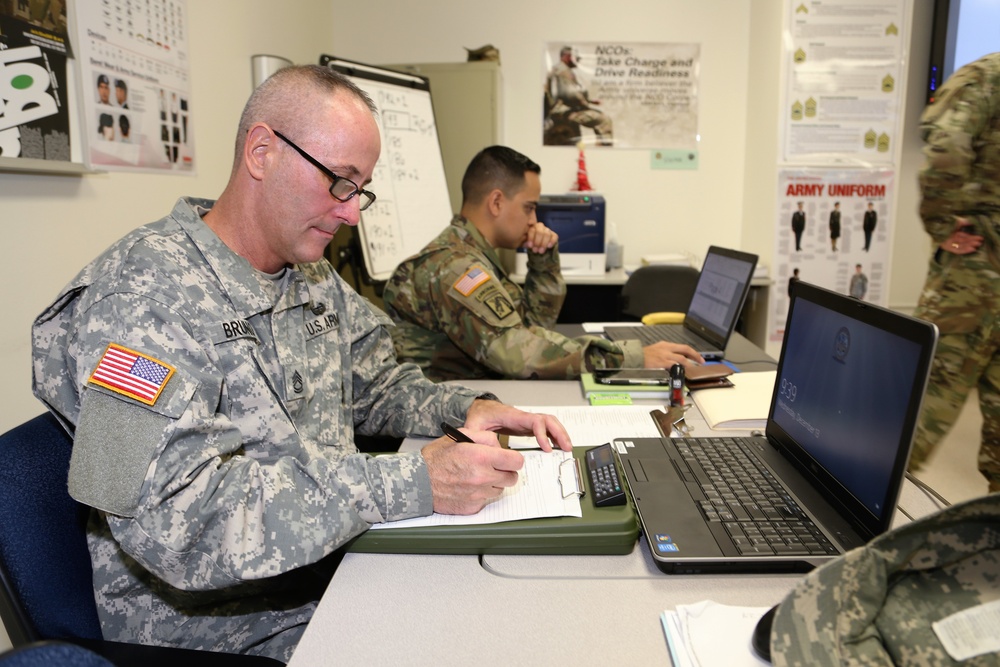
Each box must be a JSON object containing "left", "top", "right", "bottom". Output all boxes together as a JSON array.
[{"left": 751, "top": 604, "right": 777, "bottom": 663}]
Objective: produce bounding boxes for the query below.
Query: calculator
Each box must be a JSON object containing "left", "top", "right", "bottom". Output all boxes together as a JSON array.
[{"left": 585, "top": 443, "right": 627, "bottom": 507}]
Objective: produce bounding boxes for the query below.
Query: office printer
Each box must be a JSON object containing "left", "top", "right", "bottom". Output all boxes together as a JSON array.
[{"left": 514, "top": 194, "right": 606, "bottom": 276}]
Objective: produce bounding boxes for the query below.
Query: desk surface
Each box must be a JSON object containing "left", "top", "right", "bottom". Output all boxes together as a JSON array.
[{"left": 287, "top": 337, "right": 946, "bottom": 667}]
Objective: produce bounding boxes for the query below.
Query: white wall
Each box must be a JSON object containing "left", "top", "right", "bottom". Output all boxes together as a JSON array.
[
  {"left": 1, "top": 0, "right": 936, "bottom": 434},
  {"left": 331, "top": 0, "right": 753, "bottom": 270}
]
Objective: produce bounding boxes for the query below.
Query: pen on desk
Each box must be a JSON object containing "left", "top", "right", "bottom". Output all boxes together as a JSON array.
[{"left": 441, "top": 422, "right": 475, "bottom": 443}]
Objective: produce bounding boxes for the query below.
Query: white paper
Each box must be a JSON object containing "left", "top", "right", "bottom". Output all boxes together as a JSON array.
[
  {"left": 662, "top": 601, "right": 772, "bottom": 667},
  {"left": 370, "top": 450, "right": 581, "bottom": 530},
  {"left": 507, "top": 405, "right": 664, "bottom": 449},
  {"left": 582, "top": 321, "right": 643, "bottom": 333}
]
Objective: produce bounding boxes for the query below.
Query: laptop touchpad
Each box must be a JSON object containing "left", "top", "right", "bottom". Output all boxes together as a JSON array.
[{"left": 636, "top": 458, "right": 673, "bottom": 481}]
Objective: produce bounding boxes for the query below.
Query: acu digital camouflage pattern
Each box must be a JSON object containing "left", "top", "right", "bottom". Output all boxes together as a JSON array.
[
  {"left": 771, "top": 493, "right": 1000, "bottom": 666},
  {"left": 910, "top": 52, "right": 1000, "bottom": 492},
  {"left": 383, "top": 215, "right": 644, "bottom": 381},
  {"left": 31, "top": 197, "right": 481, "bottom": 662}
]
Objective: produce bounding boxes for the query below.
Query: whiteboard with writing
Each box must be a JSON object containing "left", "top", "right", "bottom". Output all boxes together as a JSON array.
[{"left": 321, "top": 56, "right": 452, "bottom": 282}]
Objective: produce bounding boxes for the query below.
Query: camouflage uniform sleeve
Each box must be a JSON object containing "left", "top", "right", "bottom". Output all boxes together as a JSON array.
[
  {"left": 519, "top": 246, "right": 566, "bottom": 329},
  {"left": 63, "top": 292, "right": 465, "bottom": 592},
  {"left": 346, "top": 297, "right": 478, "bottom": 437},
  {"left": 918, "top": 68, "right": 992, "bottom": 243},
  {"left": 431, "top": 257, "right": 640, "bottom": 379}
]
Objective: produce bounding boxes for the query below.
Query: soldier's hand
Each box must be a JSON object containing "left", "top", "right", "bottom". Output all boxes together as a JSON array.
[
  {"left": 523, "top": 223, "right": 558, "bottom": 254},
  {"left": 421, "top": 434, "right": 524, "bottom": 515},
  {"left": 464, "top": 400, "right": 573, "bottom": 451},
  {"left": 641, "top": 341, "right": 704, "bottom": 368},
  {"left": 942, "top": 217, "right": 984, "bottom": 255}
]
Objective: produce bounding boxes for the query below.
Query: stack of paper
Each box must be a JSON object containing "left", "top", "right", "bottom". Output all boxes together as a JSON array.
[
  {"left": 661, "top": 601, "right": 772, "bottom": 667},
  {"left": 690, "top": 371, "right": 776, "bottom": 430}
]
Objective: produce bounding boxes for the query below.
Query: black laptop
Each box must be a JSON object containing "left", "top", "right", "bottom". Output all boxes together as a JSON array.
[
  {"left": 615, "top": 280, "right": 938, "bottom": 574},
  {"left": 604, "top": 246, "right": 758, "bottom": 359}
]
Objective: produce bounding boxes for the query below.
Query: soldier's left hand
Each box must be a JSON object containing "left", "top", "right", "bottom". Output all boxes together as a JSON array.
[{"left": 464, "top": 400, "right": 573, "bottom": 452}]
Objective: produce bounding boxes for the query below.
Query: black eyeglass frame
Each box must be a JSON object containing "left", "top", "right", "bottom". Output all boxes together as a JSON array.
[{"left": 272, "top": 130, "right": 376, "bottom": 211}]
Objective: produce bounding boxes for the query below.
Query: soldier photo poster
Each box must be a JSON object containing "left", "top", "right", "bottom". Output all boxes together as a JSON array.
[
  {"left": 0, "top": 0, "right": 72, "bottom": 161},
  {"left": 543, "top": 41, "right": 700, "bottom": 149},
  {"left": 770, "top": 168, "right": 895, "bottom": 342},
  {"left": 74, "top": 0, "right": 195, "bottom": 173}
]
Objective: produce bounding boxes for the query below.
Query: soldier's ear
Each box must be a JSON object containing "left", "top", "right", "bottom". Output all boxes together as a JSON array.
[{"left": 485, "top": 188, "right": 505, "bottom": 217}]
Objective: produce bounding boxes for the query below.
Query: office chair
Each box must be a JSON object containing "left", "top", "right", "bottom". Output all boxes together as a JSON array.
[
  {"left": 0, "top": 641, "right": 114, "bottom": 667},
  {"left": 0, "top": 413, "right": 281, "bottom": 666},
  {"left": 618, "top": 265, "right": 700, "bottom": 323}
]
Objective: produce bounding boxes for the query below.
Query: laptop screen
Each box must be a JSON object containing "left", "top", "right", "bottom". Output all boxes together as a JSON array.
[
  {"left": 686, "top": 248, "right": 756, "bottom": 339},
  {"left": 770, "top": 282, "right": 935, "bottom": 530}
]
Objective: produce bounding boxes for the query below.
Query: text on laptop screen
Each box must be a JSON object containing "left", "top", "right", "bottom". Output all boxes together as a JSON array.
[
  {"left": 772, "top": 297, "right": 922, "bottom": 517},
  {"left": 687, "top": 252, "right": 754, "bottom": 338}
]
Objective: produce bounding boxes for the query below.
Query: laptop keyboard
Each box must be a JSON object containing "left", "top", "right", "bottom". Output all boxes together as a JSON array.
[{"left": 673, "top": 437, "right": 839, "bottom": 557}]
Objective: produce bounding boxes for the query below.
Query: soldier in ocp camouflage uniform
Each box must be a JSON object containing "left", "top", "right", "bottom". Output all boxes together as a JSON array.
[
  {"left": 908, "top": 52, "right": 1000, "bottom": 493},
  {"left": 31, "top": 66, "right": 571, "bottom": 663},
  {"left": 383, "top": 146, "right": 702, "bottom": 381}
]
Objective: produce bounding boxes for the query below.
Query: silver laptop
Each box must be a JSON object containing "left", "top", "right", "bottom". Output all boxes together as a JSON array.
[
  {"left": 616, "top": 280, "right": 938, "bottom": 574},
  {"left": 604, "top": 246, "right": 758, "bottom": 359}
]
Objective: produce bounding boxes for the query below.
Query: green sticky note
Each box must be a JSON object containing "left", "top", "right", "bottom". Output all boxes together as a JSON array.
[
  {"left": 589, "top": 393, "right": 633, "bottom": 406},
  {"left": 650, "top": 149, "right": 699, "bottom": 170}
]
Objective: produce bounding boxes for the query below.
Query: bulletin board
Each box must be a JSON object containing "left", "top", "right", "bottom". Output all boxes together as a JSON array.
[{"left": 320, "top": 55, "right": 451, "bottom": 282}]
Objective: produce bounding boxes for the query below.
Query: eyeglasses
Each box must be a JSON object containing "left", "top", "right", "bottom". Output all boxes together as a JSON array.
[{"left": 272, "top": 130, "right": 376, "bottom": 211}]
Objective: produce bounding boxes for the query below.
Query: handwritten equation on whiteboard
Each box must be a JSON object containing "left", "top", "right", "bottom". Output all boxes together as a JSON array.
[{"left": 353, "top": 79, "right": 451, "bottom": 281}]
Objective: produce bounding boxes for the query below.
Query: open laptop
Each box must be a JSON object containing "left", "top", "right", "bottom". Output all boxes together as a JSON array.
[
  {"left": 616, "top": 280, "right": 938, "bottom": 574},
  {"left": 603, "top": 246, "right": 758, "bottom": 359}
]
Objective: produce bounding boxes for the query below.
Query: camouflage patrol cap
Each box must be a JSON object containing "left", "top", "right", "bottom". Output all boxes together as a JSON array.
[{"left": 771, "top": 493, "right": 1000, "bottom": 666}]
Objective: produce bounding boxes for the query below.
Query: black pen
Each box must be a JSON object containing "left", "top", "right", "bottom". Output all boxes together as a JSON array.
[{"left": 441, "top": 422, "right": 475, "bottom": 443}]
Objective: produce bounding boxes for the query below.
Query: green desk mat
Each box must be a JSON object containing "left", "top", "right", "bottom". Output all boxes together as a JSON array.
[{"left": 346, "top": 447, "right": 638, "bottom": 555}]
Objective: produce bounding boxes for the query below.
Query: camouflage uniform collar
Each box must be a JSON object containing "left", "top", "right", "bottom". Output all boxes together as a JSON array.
[
  {"left": 451, "top": 214, "right": 508, "bottom": 278},
  {"left": 173, "top": 197, "right": 311, "bottom": 318}
]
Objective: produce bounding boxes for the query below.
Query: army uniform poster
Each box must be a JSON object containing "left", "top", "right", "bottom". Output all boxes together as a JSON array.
[
  {"left": 74, "top": 0, "right": 195, "bottom": 173},
  {"left": 769, "top": 168, "right": 895, "bottom": 343},
  {"left": 543, "top": 41, "right": 700, "bottom": 150},
  {"left": 0, "top": 2, "right": 72, "bottom": 161}
]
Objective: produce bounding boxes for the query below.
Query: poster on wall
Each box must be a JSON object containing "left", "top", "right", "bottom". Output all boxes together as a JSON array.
[
  {"left": 74, "top": 0, "right": 194, "bottom": 173},
  {"left": 543, "top": 41, "right": 699, "bottom": 149},
  {"left": 781, "top": 0, "right": 908, "bottom": 164},
  {"left": 0, "top": 1, "right": 72, "bottom": 161},
  {"left": 769, "top": 168, "right": 894, "bottom": 342}
]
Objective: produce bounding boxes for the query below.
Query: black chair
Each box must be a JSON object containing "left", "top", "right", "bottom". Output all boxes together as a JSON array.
[
  {"left": 0, "top": 414, "right": 281, "bottom": 666},
  {"left": 618, "top": 265, "right": 700, "bottom": 322}
]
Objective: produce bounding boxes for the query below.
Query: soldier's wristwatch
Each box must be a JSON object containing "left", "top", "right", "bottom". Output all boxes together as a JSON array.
[{"left": 476, "top": 392, "right": 502, "bottom": 403}]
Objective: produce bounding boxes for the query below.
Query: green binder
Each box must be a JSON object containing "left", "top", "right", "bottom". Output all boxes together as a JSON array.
[{"left": 346, "top": 447, "right": 639, "bottom": 555}]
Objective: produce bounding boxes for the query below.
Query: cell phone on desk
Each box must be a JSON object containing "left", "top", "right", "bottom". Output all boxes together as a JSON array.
[{"left": 594, "top": 369, "right": 671, "bottom": 386}]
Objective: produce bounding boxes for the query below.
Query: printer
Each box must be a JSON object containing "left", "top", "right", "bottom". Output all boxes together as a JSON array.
[{"left": 515, "top": 194, "right": 606, "bottom": 276}]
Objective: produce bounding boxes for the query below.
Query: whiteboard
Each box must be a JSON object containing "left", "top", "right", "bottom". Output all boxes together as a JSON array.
[{"left": 320, "top": 56, "right": 452, "bottom": 282}]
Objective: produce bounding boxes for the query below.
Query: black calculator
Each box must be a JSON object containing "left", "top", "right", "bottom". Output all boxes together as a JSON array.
[{"left": 585, "top": 443, "right": 627, "bottom": 507}]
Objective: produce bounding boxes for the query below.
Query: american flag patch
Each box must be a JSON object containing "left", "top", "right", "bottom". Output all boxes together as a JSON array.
[
  {"left": 88, "top": 343, "right": 175, "bottom": 406},
  {"left": 453, "top": 267, "right": 491, "bottom": 296}
]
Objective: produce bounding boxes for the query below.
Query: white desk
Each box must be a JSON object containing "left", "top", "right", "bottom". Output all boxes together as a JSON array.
[{"left": 287, "top": 350, "right": 946, "bottom": 666}]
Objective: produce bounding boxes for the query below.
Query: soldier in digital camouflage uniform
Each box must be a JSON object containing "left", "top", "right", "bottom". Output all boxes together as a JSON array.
[
  {"left": 383, "top": 146, "right": 702, "bottom": 381},
  {"left": 31, "top": 65, "right": 571, "bottom": 663},
  {"left": 908, "top": 52, "right": 1000, "bottom": 493},
  {"left": 770, "top": 493, "right": 1000, "bottom": 665}
]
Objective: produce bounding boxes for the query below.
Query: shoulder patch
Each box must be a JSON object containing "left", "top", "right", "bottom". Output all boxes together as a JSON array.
[
  {"left": 88, "top": 343, "right": 175, "bottom": 406},
  {"left": 452, "top": 266, "right": 492, "bottom": 296},
  {"left": 478, "top": 285, "right": 515, "bottom": 319}
]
